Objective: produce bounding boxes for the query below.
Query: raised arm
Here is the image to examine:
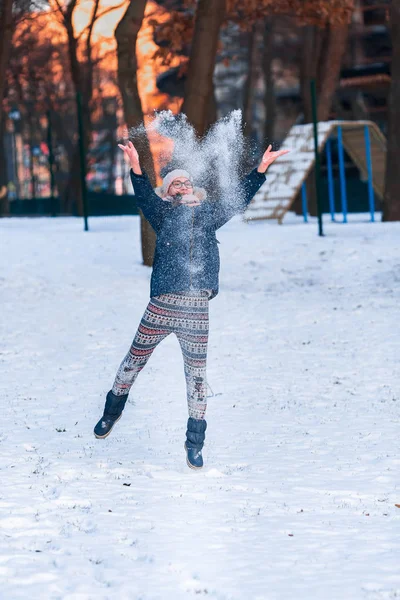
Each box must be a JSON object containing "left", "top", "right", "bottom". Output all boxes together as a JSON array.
[
  {"left": 213, "top": 145, "right": 290, "bottom": 230},
  {"left": 119, "top": 141, "right": 165, "bottom": 232},
  {"left": 212, "top": 169, "right": 266, "bottom": 231}
]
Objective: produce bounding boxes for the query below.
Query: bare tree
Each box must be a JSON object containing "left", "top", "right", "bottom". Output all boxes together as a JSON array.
[
  {"left": 243, "top": 22, "right": 262, "bottom": 140},
  {"left": 6, "top": 12, "right": 81, "bottom": 204},
  {"left": 0, "top": 0, "right": 13, "bottom": 128},
  {"left": 0, "top": 0, "right": 12, "bottom": 208},
  {"left": 53, "top": 0, "right": 96, "bottom": 213},
  {"left": 298, "top": 20, "right": 349, "bottom": 216},
  {"left": 181, "top": 0, "right": 226, "bottom": 136},
  {"left": 383, "top": 0, "right": 400, "bottom": 221},
  {"left": 154, "top": 0, "right": 352, "bottom": 138},
  {"left": 301, "top": 22, "right": 350, "bottom": 123},
  {"left": 0, "top": 0, "right": 47, "bottom": 210},
  {"left": 263, "top": 18, "right": 276, "bottom": 144},
  {"left": 115, "top": 0, "right": 157, "bottom": 266},
  {"left": 53, "top": 0, "right": 123, "bottom": 214}
]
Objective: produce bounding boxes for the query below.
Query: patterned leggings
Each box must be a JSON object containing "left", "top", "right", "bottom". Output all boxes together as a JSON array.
[{"left": 111, "top": 291, "right": 209, "bottom": 420}]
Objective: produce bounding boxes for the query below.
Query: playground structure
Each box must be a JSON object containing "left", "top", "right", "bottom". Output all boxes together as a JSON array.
[{"left": 245, "top": 120, "right": 387, "bottom": 224}]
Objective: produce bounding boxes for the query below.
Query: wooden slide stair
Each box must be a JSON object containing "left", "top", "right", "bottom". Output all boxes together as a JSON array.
[{"left": 245, "top": 120, "right": 387, "bottom": 223}]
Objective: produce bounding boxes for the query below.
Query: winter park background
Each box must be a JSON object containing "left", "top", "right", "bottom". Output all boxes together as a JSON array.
[
  {"left": 1, "top": 212, "right": 400, "bottom": 599},
  {"left": 1, "top": 0, "right": 400, "bottom": 598}
]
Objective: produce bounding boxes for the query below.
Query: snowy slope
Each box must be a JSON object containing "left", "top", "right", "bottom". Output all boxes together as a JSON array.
[{"left": 1, "top": 214, "right": 400, "bottom": 600}]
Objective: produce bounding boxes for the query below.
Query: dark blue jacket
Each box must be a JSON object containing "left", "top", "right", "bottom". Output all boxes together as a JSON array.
[{"left": 130, "top": 168, "right": 266, "bottom": 300}]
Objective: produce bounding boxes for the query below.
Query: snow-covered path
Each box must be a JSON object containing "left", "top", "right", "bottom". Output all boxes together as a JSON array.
[{"left": 1, "top": 215, "right": 399, "bottom": 600}]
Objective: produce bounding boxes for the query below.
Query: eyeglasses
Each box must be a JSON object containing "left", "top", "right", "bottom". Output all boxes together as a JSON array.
[{"left": 171, "top": 180, "right": 193, "bottom": 189}]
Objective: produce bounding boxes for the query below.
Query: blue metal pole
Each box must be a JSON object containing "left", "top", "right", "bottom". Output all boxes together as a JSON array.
[
  {"left": 364, "top": 125, "right": 375, "bottom": 222},
  {"left": 337, "top": 125, "right": 348, "bottom": 223},
  {"left": 301, "top": 182, "right": 308, "bottom": 222},
  {"left": 326, "top": 138, "right": 335, "bottom": 221}
]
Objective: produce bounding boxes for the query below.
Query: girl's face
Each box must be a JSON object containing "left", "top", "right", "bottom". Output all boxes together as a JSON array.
[{"left": 168, "top": 178, "right": 193, "bottom": 196}]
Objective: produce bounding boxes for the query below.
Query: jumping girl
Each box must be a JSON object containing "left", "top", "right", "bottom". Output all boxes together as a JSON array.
[{"left": 94, "top": 141, "right": 289, "bottom": 469}]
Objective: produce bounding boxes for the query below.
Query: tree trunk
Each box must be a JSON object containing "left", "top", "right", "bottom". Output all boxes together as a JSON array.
[
  {"left": 49, "top": 106, "right": 75, "bottom": 205},
  {"left": 0, "top": 0, "right": 13, "bottom": 127},
  {"left": 63, "top": 1, "right": 93, "bottom": 216},
  {"left": 64, "top": 148, "right": 81, "bottom": 214},
  {"left": 0, "top": 0, "right": 13, "bottom": 215},
  {"left": 107, "top": 127, "right": 116, "bottom": 194},
  {"left": 299, "top": 25, "right": 320, "bottom": 216},
  {"left": 317, "top": 23, "right": 349, "bottom": 121},
  {"left": 263, "top": 18, "right": 275, "bottom": 144},
  {"left": 181, "top": 0, "right": 226, "bottom": 137},
  {"left": 298, "top": 26, "right": 320, "bottom": 216},
  {"left": 116, "top": 0, "right": 156, "bottom": 267},
  {"left": 0, "top": 114, "right": 8, "bottom": 215},
  {"left": 301, "top": 23, "right": 349, "bottom": 122},
  {"left": 300, "top": 25, "right": 323, "bottom": 124},
  {"left": 243, "top": 24, "right": 259, "bottom": 139},
  {"left": 383, "top": 0, "right": 400, "bottom": 221},
  {"left": 206, "top": 85, "right": 218, "bottom": 130},
  {"left": 299, "top": 23, "right": 348, "bottom": 216}
]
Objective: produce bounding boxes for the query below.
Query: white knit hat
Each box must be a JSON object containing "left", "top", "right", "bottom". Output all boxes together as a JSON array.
[{"left": 161, "top": 169, "right": 191, "bottom": 195}]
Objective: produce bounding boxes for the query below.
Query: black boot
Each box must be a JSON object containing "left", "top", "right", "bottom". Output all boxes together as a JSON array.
[
  {"left": 184, "top": 417, "right": 207, "bottom": 469},
  {"left": 94, "top": 390, "right": 128, "bottom": 439}
]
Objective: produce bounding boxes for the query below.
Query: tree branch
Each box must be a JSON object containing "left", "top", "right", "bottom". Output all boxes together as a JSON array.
[
  {"left": 85, "top": 0, "right": 101, "bottom": 101},
  {"left": 92, "top": 2, "right": 126, "bottom": 24},
  {"left": 65, "top": 0, "right": 79, "bottom": 23},
  {"left": 53, "top": 0, "right": 66, "bottom": 21},
  {"left": 86, "top": 0, "right": 101, "bottom": 58},
  {"left": 76, "top": 2, "right": 126, "bottom": 42}
]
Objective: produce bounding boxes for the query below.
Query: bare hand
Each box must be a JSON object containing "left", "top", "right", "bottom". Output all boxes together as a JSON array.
[
  {"left": 118, "top": 141, "right": 142, "bottom": 174},
  {"left": 257, "top": 145, "right": 290, "bottom": 173}
]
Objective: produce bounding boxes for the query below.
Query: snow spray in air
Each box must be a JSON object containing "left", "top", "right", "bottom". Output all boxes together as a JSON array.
[
  {"left": 127, "top": 110, "right": 261, "bottom": 284},
  {"left": 128, "top": 109, "right": 260, "bottom": 211}
]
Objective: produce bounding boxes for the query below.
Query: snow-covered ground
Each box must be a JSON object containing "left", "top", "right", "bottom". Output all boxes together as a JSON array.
[{"left": 1, "top": 213, "right": 399, "bottom": 600}]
